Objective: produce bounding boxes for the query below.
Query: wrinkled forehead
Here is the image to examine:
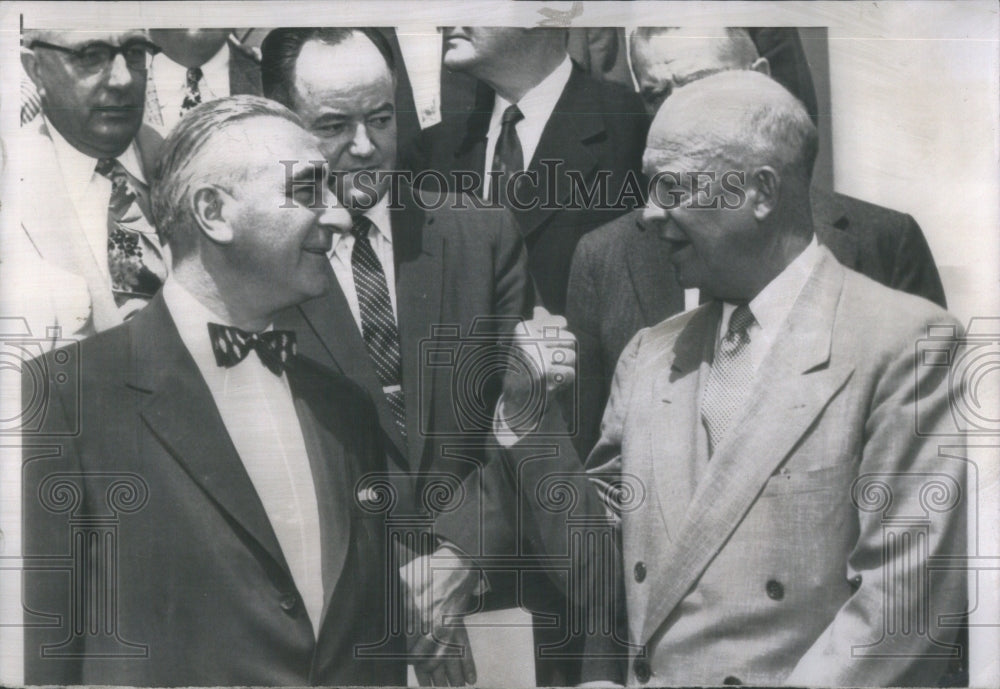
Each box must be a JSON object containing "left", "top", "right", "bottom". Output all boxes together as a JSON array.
[
  {"left": 634, "top": 31, "right": 731, "bottom": 82},
  {"left": 28, "top": 29, "right": 148, "bottom": 47}
]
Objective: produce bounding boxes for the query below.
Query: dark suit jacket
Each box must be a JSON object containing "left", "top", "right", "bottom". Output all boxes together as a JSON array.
[
  {"left": 227, "top": 38, "right": 264, "bottom": 96},
  {"left": 276, "top": 184, "right": 533, "bottom": 515},
  {"left": 414, "top": 63, "right": 649, "bottom": 314},
  {"left": 565, "top": 190, "right": 947, "bottom": 456},
  {"left": 22, "top": 295, "right": 404, "bottom": 686}
]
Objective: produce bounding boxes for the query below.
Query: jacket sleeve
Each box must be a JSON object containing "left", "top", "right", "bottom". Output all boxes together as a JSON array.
[{"left": 786, "top": 317, "right": 967, "bottom": 686}]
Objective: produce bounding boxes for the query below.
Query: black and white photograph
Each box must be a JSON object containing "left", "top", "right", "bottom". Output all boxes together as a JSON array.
[{"left": 0, "top": 1, "right": 997, "bottom": 687}]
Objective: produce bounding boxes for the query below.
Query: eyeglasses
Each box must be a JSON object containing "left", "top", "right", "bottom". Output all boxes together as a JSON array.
[{"left": 30, "top": 39, "right": 161, "bottom": 74}]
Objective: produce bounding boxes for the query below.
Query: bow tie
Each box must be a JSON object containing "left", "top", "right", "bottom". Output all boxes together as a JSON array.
[{"left": 208, "top": 323, "right": 297, "bottom": 375}]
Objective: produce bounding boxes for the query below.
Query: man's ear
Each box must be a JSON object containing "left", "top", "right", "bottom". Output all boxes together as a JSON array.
[
  {"left": 750, "top": 56, "right": 771, "bottom": 76},
  {"left": 21, "top": 48, "right": 45, "bottom": 98},
  {"left": 750, "top": 166, "right": 780, "bottom": 221},
  {"left": 192, "top": 186, "right": 236, "bottom": 244}
]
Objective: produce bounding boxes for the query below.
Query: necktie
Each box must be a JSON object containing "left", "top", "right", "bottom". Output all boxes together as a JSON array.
[
  {"left": 701, "top": 304, "right": 756, "bottom": 454},
  {"left": 352, "top": 216, "right": 407, "bottom": 440},
  {"left": 208, "top": 323, "right": 297, "bottom": 375},
  {"left": 97, "top": 158, "right": 167, "bottom": 318},
  {"left": 491, "top": 104, "right": 524, "bottom": 206},
  {"left": 180, "top": 66, "right": 203, "bottom": 116}
]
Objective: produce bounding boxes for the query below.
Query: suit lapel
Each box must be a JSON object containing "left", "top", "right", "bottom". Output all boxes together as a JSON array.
[
  {"left": 450, "top": 108, "right": 491, "bottom": 195},
  {"left": 649, "top": 304, "right": 718, "bottom": 539},
  {"left": 284, "top": 359, "right": 352, "bottom": 627},
  {"left": 515, "top": 66, "right": 601, "bottom": 238},
  {"left": 812, "top": 188, "right": 860, "bottom": 271},
  {"left": 392, "top": 184, "right": 443, "bottom": 471},
  {"left": 295, "top": 271, "right": 410, "bottom": 464},
  {"left": 640, "top": 250, "right": 855, "bottom": 644},
  {"left": 624, "top": 214, "right": 686, "bottom": 326},
  {"left": 130, "top": 295, "right": 290, "bottom": 576},
  {"left": 20, "top": 120, "right": 121, "bottom": 331}
]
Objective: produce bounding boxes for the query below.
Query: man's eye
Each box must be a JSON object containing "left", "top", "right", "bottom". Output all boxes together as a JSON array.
[
  {"left": 313, "top": 123, "right": 347, "bottom": 138},
  {"left": 368, "top": 115, "right": 393, "bottom": 130},
  {"left": 292, "top": 186, "right": 322, "bottom": 206},
  {"left": 77, "top": 46, "right": 109, "bottom": 68}
]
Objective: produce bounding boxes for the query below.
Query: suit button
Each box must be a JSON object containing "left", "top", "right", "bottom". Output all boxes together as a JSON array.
[
  {"left": 723, "top": 676, "right": 742, "bottom": 685},
  {"left": 279, "top": 593, "right": 298, "bottom": 613},
  {"left": 634, "top": 561, "right": 646, "bottom": 583},
  {"left": 850, "top": 574, "right": 863, "bottom": 591},
  {"left": 766, "top": 579, "right": 785, "bottom": 600},
  {"left": 633, "top": 658, "right": 651, "bottom": 684}
]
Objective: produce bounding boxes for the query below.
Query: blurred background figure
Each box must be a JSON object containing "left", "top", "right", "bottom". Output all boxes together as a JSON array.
[{"left": 144, "top": 29, "right": 262, "bottom": 133}]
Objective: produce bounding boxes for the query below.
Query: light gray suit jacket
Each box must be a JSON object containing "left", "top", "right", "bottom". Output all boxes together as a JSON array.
[{"left": 581, "top": 246, "right": 966, "bottom": 686}]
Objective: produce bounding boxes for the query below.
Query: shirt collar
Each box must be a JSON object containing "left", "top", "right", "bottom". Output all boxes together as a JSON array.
[
  {"left": 45, "top": 114, "right": 146, "bottom": 188},
  {"left": 151, "top": 41, "right": 230, "bottom": 98},
  {"left": 330, "top": 193, "right": 393, "bottom": 256},
  {"left": 488, "top": 54, "right": 573, "bottom": 133},
  {"left": 720, "top": 234, "right": 822, "bottom": 336}
]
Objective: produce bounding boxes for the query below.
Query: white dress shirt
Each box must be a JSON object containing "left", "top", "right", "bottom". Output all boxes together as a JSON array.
[
  {"left": 328, "top": 194, "right": 399, "bottom": 329},
  {"left": 162, "top": 279, "right": 325, "bottom": 637},
  {"left": 714, "top": 236, "right": 822, "bottom": 371},
  {"left": 46, "top": 118, "right": 146, "bottom": 282},
  {"left": 482, "top": 55, "right": 573, "bottom": 197},
  {"left": 148, "top": 42, "right": 230, "bottom": 133}
]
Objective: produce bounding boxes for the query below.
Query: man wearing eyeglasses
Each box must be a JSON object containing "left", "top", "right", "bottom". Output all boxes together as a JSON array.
[{"left": 11, "top": 30, "right": 166, "bottom": 345}]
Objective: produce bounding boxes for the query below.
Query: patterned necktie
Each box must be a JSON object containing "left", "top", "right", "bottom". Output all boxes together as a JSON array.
[
  {"left": 207, "top": 323, "right": 297, "bottom": 376},
  {"left": 351, "top": 216, "right": 407, "bottom": 440},
  {"left": 180, "top": 66, "right": 203, "bottom": 116},
  {"left": 491, "top": 103, "right": 524, "bottom": 206},
  {"left": 701, "top": 304, "right": 756, "bottom": 454},
  {"left": 96, "top": 158, "right": 167, "bottom": 318}
]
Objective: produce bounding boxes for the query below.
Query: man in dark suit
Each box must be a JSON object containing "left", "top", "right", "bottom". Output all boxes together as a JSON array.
[
  {"left": 22, "top": 96, "right": 405, "bottom": 686},
  {"left": 414, "top": 27, "right": 649, "bottom": 315},
  {"left": 260, "top": 27, "right": 541, "bottom": 516},
  {"left": 144, "top": 29, "right": 263, "bottom": 133},
  {"left": 567, "top": 26, "right": 947, "bottom": 455}
]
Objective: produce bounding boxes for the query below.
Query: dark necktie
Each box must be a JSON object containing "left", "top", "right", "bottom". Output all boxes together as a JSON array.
[
  {"left": 208, "top": 323, "right": 297, "bottom": 376},
  {"left": 181, "top": 66, "right": 203, "bottom": 116},
  {"left": 96, "top": 158, "right": 166, "bottom": 318},
  {"left": 701, "top": 304, "right": 756, "bottom": 454},
  {"left": 351, "top": 216, "right": 407, "bottom": 440},
  {"left": 491, "top": 103, "right": 524, "bottom": 206}
]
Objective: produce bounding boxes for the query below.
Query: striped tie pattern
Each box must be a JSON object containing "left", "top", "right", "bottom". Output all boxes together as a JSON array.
[
  {"left": 701, "top": 304, "right": 756, "bottom": 454},
  {"left": 352, "top": 216, "right": 407, "bottom": 440},
  {"left": 96, "top": 158, "right": 167, "bottom": 319}
]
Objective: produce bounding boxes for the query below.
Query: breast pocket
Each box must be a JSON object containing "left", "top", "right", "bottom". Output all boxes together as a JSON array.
[{"left": 760, "top": 460, "right": 858, "bottom": 497}]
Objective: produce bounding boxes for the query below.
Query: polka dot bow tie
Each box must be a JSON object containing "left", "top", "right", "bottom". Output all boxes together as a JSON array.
[{"left": 207, "top": 323, "right": 297, "bottom": 375}]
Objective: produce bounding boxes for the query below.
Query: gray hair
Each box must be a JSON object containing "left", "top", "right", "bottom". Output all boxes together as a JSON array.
[
  {"left": 150, "top": 95, "right": 302, "bottom": 256},
  {"left": 645, "top": 70, "right": 818, "bottom": 182}
]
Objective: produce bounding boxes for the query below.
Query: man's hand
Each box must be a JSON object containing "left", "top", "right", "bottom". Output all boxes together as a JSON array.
[
  {"left": 501, "top": 306, "right": 577, "bottom": 432},
  {"left": 400, "top": 546, "right": 479, "bottom": 686}
]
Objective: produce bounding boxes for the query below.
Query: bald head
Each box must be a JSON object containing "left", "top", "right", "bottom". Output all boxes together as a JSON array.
[
  {"left": 644, "top": 69, "right": 817, "bottom": 186},
  {"left": 639, "top": 70, "right": 818, "bottom": 300},
  {"left": 630, "top": 27, "right": 767, "bottom": 115}
]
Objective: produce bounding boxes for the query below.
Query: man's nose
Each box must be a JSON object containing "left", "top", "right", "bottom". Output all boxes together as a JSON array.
[
  {"left": 105, "top": 52, "right": 137, "bottom": 89},
  {"left": 349, "top": 122, "right": 375, "bottom": 158},
  {"left": 642, "top": 198, "right": 668, "bottom": 226}
]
